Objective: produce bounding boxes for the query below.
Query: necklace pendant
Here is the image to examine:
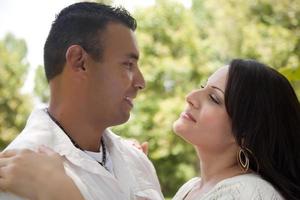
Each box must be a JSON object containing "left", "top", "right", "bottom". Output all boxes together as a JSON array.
[{"left": 98, "top": 161, "right": 109, "bottom": 171}]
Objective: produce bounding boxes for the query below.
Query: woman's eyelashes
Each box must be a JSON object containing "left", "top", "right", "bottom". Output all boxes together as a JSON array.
[
  {"left": 200, "top": 85, "right": 221, "bottom": 105},
  {"left": 209, "top": 94, "right": 220, "bottom": 104}
]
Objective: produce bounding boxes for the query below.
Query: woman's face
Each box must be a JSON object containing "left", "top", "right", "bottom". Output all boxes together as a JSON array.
[{"left": 173, "top": 66, "right": 236, "bottom": 152}]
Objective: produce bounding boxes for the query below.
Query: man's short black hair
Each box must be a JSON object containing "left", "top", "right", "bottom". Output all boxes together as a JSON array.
[{"left": 44, "top": 2, "right": 137, "bottom": 81}]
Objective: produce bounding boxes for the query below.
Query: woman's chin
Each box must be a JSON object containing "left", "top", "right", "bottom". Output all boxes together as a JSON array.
[
  {"left": 172, "top": 120, "right": 181, "bottom": 134},
  {"left": 172, "top": 119, "right": 187, "bottom": 136},
  {"left": 172, "top": 120, "right": 197, "bottom": 146}
]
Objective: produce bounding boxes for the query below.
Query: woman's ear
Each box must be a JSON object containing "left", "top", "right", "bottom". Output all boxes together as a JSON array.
[
  {"left": 65, "top": 45, "right": 86, "bottom": 72},
  {"left": 240, "top": 138, "right": 245, "bottom": 146}
]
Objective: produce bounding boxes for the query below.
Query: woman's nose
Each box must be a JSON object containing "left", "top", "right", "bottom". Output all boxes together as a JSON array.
[{"left": 185, "top": 90, "right": 201, "bottom": 109}]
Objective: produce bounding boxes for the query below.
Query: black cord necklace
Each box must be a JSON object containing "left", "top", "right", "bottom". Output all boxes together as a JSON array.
[{"left": 45, "top": 108, "right": 106, "bottom": 167}]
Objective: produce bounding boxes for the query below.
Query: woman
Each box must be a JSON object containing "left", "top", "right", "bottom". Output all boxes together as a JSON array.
[
  {"left": 0, "top": 59, "right": 299, "bottom": 199},
  {"left": 172, "top": 59, "right": 300, "bottom": 199}
]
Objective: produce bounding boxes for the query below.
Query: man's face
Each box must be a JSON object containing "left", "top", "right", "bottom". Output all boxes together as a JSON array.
[{"left": 84, "top": 23, "right": 145, "bottom": 127}]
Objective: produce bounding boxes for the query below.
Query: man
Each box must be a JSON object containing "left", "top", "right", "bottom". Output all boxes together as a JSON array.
[{"left": 0, "top": 2, "right": 163, "bottom": 200}]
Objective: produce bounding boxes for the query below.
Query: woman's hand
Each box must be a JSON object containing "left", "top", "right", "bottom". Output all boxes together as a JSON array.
[
  {"left": 0, "top": 146, "right": 84, "bottom": 200},
  {"left": 128, "top": 139, "right": 149, "bottom": 155}
]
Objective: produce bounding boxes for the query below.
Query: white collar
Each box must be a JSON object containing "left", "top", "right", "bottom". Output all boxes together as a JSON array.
[{"left": 84, "top": 146, "right": 114, "bottom": 175}]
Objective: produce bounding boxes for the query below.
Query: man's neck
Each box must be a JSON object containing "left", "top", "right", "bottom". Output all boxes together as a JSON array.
[{"left": 47, "top": 105, "right": 106, "bottom": 152}]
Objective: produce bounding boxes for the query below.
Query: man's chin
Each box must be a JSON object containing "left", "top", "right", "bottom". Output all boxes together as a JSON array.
[{"left": 112, "top": 113, "right": 131, "bottom": 126}]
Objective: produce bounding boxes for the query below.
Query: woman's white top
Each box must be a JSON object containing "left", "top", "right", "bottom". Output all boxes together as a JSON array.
[{"left": 173, "top": 173, "right": 284, "bottom": 200}]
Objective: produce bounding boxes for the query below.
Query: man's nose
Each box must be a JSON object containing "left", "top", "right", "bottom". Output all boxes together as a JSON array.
[{"left": 134, "top": 68, "right": 145, "bottom": 90}]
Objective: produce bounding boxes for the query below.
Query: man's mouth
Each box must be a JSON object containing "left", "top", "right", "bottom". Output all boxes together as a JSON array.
[{"left": 125, "top": 96, "right": 134, "bottom": 107}]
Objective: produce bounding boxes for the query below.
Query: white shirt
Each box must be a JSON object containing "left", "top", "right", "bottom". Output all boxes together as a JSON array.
[
  {"left": 0, "top": 108, "right": 164, "bottom": 200},
  {"left": 84, "top": 148, "right": 114, "bottom": 175},
  {"left": 172, "top": 173, "right": 284, "bottom": 200}
]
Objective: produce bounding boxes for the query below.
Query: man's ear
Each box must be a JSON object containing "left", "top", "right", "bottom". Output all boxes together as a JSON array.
[{"left": 65, "top": 45, "right": 86, "bottom": 72}]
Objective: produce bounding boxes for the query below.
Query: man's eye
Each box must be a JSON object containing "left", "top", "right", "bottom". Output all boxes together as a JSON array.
[{"left": 124, "top": 62, "right": 133, "bottom": 69}]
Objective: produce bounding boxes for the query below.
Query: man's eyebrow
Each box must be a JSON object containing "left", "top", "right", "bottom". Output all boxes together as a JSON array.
[
  {"left": 126, "top": 53, "right": 139, "bottom": 61},
  {"left": 211, "top": 86, "right": 225, "bottom": 94}
]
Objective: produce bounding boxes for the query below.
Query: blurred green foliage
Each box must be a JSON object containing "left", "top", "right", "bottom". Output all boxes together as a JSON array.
[
  {"left": 113, "top": 0, "right": 300, "bottom": 197},
  {"left": 34, "top": 65, "right": 49, "bottom": 103},
  {"left": 0, "top": 0, "right": 299, "bottom": 198},
  {"left": 0, "top": 33, "right": 32, "bottom": 148}
]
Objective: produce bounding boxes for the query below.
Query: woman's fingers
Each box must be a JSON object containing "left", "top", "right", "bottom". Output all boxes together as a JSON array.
[
  {"left": 0, "top": 150, "right": 18, "bottom": 158},
  {"left": 141, "top": 142, "right": 149, "bottom": 155},
  {"left": 37, "top": 145, "right": 64, "bottom": 164},
  {"left": 0, "top": 170, "right": 9, "bottom": 191},
  {"left": 37, "top": 145, "right": 56, "bottom": 155},
  {"left": 128, "top": 139, "right": 149, "bottom": 155},
  {"left": 0, "top": 149, "right": 34, "bottom": 171},
  {"left": 0, "top": 157, "right": 13, "bottom": 168},
  {"left": 0, "top": 149, "right": 35, "bottom": 158},
  {"left": 0, "top": 147, "right": 64, "bottom": 199}
]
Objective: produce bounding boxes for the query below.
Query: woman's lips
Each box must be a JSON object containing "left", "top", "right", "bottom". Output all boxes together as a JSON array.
[{"left": 180, "top": 111, "right": 197, "bottom": 123}]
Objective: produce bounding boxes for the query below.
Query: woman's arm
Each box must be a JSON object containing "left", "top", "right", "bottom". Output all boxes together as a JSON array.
[
  {"left": 0, "top": 139, "right": 147, "bottom": 200},
  {"left": 0, "top": 147, "right": 84, "bottom": 200}
]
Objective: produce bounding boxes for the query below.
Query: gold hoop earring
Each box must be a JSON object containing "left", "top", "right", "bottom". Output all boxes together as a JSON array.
[{"left": 237, "top": 148, "right": 250, "bottom": 172}]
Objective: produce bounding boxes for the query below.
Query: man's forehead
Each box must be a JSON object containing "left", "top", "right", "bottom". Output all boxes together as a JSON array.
[{"left": 100, "top": 23, "right": 139, "bottom": 58}]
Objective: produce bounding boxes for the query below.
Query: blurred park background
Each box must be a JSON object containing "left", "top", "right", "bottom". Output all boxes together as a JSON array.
[{"left": 0, "top": 0, "right": 300, "bottom": 198}]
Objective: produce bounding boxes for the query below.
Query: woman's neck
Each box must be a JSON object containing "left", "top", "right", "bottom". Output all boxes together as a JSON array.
[
  {"left": 184, "top": 145, "right": 246, "bottom": 200},
  {"left": 195, "top": 146, "right": 244, "bottom": 187}
]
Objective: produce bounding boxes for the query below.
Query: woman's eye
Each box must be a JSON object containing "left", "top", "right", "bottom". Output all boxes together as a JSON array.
[{"left": 209, "top": 94, "right": 220, "bottom": 104}]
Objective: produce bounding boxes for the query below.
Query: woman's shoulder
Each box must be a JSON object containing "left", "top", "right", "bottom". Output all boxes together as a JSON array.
[
  {"left": 181, "top": 177, "right": 200, "bottom": 189},
  {"left": 172, "top": 177, "right": 200, "bottom": 200},
  {"left": 206, "top": 173, "right": 284, "bottom": 200}
]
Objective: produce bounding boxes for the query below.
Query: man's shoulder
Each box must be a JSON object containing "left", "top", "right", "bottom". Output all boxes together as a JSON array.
[
  {"left": 105, "top": 130, "right": 157, "bottom": 174},
  {"left": 105, "top": 130, "right": 148, "bottom": 160},
  {"left": 5, "top": 108, "right": 55, "bottom": 150},
  {"left": 105, "top": 130, "right": 163, "bottom": 199}
]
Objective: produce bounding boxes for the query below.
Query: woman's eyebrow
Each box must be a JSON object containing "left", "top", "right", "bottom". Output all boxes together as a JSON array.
[{"left": 210, "top": 85, "right": 224, "bottom": 94}]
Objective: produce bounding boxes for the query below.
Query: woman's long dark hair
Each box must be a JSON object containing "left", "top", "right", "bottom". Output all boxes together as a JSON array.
[{"left": 225, "top": 59, "right": 300, "bottom": 199}]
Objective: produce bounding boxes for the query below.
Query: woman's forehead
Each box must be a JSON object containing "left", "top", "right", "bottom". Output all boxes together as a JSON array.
[{"left": 207, "top": 65, "right": 229, "bottom": 86}]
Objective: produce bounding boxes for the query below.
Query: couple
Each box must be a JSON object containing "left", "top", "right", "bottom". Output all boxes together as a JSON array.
[{"left": 0, "top": 2, "right": 299, "bottom": 200}]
